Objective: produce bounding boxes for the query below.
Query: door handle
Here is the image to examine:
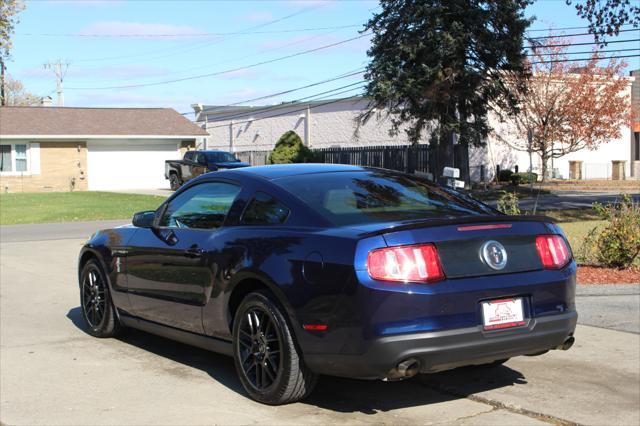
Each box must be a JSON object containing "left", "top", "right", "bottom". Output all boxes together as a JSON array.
[{"left": 184, "top": 247, "right": 204, "bottom": 258}]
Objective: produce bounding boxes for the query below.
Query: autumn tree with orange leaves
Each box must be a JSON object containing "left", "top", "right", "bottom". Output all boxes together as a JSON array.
[{"left": 493, "top": 36, "right": 632, "bottom": 180}]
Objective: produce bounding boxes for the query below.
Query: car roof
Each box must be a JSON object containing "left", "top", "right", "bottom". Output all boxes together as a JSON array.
[{"left": 215, "top": 163, "right": 369, "bottom": 180}]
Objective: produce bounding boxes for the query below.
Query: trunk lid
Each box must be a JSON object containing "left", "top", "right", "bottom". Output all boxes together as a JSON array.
[{"left": 358, "top": 215, "right": 563, "bottom": 279}]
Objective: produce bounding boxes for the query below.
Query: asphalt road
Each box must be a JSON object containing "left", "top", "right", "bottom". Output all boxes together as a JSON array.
[
  {"left": 1, "top": 222, "right": 639, "bottom": 425},
  {"left": 576, "top": 285, "right": 640, "bottom": 334},
  {"left": 0, "top": 219, "right": 129, "bottom": 243},
  {"left": 484, "top": 190, "right": 640, "bottom": 211}
]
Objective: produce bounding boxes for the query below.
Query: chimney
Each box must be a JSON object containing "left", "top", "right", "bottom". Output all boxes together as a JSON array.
[
  {"left": 191, "top": 103, "right": 204, "bottom": 122},
  {"left": 40, "top": 96, "right": 53, "bottom": 107}
]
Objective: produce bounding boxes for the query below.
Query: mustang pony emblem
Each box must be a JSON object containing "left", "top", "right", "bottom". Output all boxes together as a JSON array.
[{"left": 480, "top": 240, "right": 508, "bottom": 270}]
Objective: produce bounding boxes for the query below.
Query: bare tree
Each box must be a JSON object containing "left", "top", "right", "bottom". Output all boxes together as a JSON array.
[
  {"left": 493, "top": 36, "right": 632, "bottom": 179},
  {"left": 4, "top": 75, "right": 39, "bottom": 106},
  {"left": 1, "top": 0, "right": 25, "bottom": 105}
]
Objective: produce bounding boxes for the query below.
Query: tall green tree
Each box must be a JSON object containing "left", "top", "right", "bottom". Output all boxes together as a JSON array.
[
  {"left": 1, "top": 0, "right": 25, "bottom": 106},
  {"left": 362, "top": 0, "right": 532, "bottom": 178}
]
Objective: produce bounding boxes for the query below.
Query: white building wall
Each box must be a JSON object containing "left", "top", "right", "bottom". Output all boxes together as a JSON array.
[
  {"left": 201, "top": 84, "right": 635, "bottom": 182},
  {"left": 203, "top": 98, "right": 414, "bottom": 151}
]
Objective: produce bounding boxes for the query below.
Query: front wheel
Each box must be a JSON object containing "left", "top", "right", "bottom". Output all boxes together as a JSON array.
[
  {"left": 79, "top": 259, "right": 123, "bottom": 338},
  {"left": 232, "top": 291, "right": 317, "bottom": 405}
]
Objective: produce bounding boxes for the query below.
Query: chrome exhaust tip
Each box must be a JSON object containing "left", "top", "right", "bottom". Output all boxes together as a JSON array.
[
  {"left": 556, "top": 336, "right": 575, "bottom": 351},
  {"left": 384, "top": 358, "right": 421, "bottom": 381}
]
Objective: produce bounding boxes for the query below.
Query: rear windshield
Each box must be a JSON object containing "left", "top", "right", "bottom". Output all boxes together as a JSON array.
[
  {"left": 205, "top": 152, "right": 239, "bottom": 163},
  {"left": 277, "top": 170, "right": 495, "bottom": 226}
]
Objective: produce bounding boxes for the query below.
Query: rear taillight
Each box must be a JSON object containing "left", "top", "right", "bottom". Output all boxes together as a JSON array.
[
  {"left": 367, "top": 244, "right": 445, "bottom": 283},
  {"left": 536, "top": 235, "right": 571, "bottom": 269}
]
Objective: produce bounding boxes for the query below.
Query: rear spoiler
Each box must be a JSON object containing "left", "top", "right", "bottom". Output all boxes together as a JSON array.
[{"left": 358, "top": 214, "right": 556, "bottom": 238}]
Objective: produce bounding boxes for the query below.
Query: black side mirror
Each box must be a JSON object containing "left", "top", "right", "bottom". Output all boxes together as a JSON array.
[{"left": 132, "top": 210, "right": 156, "bottom": 228}]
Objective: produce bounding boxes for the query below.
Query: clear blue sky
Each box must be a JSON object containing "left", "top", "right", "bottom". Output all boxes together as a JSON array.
[{"left": 8, "top": 0, "right": 640, "bottom": 115}]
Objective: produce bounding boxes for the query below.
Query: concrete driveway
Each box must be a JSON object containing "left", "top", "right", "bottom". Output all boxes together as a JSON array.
[{"left": 1, "top": 221, "right": 639, "bottom": 425}]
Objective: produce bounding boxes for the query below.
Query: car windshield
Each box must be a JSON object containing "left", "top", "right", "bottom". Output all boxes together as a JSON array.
[
  {"left": 205, "top": 152, "right": 239, "bottom": 163},
  {"left": 277, "top": 170, "right": 495, "bottom": 226}
]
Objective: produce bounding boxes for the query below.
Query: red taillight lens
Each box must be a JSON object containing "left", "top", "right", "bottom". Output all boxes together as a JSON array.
[
  {"left": 536, "top": 235, "right": 571, "bottom": 269},
  {"left": 367, "top": 244, "right": 445, "bottom": 283}
]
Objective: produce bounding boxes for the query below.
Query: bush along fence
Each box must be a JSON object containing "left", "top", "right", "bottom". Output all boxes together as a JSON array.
[{"left": 235, "top": 144, "right": 470, "bottom": 183}]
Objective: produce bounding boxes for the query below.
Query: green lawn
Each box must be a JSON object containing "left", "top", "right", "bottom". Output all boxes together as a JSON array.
[
  {"left": 532, "top": 208, "right": 602, "bottom": 223},
  {"left": 556, "top": 220, "right": 605, "bottom": 258},
  {"left": 0, "top": 192, "right": 167, "bottom": 225}
]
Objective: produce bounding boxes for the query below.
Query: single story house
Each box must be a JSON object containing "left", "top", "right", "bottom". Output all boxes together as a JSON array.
[
  {"left": 193, "top": 70, "right": 639, "bottom": 181},
  {"left": 0, "top": 107, "right": 208, "bottom": 192}
]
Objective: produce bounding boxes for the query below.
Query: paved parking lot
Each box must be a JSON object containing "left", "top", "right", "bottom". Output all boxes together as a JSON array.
[{"left": 1, "top": 222, "right": 638, "bottom": 425}]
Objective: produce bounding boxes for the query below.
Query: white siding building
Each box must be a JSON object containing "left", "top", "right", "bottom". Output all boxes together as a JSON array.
[{"left": 194, "top": 73, "right": 639, "bottom": 182}]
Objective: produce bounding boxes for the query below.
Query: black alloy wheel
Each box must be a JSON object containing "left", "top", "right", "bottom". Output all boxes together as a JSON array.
[
  {"left": 79, "top": 259, "right": 122, "bottom": 337},
  {"left": 237, "top": 306, "right": 282, "bottom": 391},
  {"left": 232, "top": 291, "right": 317, "bottom": 405},
  {"left": 82, "top": 264, "right": 107, "bottom": 328}
]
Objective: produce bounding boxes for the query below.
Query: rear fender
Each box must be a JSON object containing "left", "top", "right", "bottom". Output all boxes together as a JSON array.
[{"left": 213, "top": 269, "right": 302, "bottom": 342}]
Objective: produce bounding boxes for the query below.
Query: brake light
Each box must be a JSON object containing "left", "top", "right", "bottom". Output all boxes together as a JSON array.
[
  {"left": 367, "top": 244, "right": 445, "bottom": 283},
  {"left": 536, "top": 235, "right": 571, "bottom": 269}
]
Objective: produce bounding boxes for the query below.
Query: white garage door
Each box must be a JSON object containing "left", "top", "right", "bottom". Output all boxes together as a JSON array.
[{"left": 87, "top": 140, "right": 180, "bottom": 190}]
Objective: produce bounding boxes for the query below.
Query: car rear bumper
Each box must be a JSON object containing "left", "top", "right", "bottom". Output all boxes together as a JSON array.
[{"left": 304, "top": 310, "right": 577, "bottom": 379}]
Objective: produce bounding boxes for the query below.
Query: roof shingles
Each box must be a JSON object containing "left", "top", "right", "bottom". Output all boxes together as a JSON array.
[{"left": 0, "top": 107, "right": 208, "bottom": 137}]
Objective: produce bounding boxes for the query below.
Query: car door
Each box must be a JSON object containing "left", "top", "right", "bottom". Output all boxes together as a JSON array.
[
  {"left": 181, "top": 151, "right": 195, "bottom": 180},
  {"left": 192, "top": 152, "right": 208, "bottom": 177},
  {"left": 125, "top": 181, "right": 241, "bottom": 332}
]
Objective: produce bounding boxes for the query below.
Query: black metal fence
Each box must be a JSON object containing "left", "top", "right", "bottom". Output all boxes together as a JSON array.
[
  {"left": 313, "top": 145, "right": 433, "bottom": 174},
  {"left": 235, "top": 144, "right": 470, "bottom": 182}
]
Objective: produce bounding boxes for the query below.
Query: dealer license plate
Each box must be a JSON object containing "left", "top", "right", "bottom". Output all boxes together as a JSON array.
[{"left": 482, "top": 298, "right": 526, "bottom": 330}]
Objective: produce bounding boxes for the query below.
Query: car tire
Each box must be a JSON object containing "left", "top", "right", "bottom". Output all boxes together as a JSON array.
[
  {"left": 169, "top": 174, "right": 181, "bottom": 191},
  {"left": 79, "top": 259, "right": 123, "bottom": 338},
  {"left": 232, "top": 291, "right": 317, "bottom": 405}
]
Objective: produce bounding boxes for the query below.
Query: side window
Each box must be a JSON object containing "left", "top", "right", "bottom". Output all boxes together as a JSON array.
[
  {"left": 195, "top": 153, "right": 204, "bottom": 164},
  {"left": 184, "top": 151, "right": 194, "bottom": 161},
  {"left": 159, "top": 182, "right": 241, "bottom": 230},
  {"left": 241, "top": 192, "right": 290, "bottom": 225}
]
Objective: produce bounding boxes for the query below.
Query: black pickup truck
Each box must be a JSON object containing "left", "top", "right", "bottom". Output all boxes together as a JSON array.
[{"left": 165, "top": 150, "right": 250, "bottom": 190}]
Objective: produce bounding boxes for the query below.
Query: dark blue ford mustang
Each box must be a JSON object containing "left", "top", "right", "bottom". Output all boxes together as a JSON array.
[{"left": 78, "top": 164, "right": 577, "bottom": 405}]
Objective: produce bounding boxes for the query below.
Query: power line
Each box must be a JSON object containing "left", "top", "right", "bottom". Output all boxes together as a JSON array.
[
  {"left": 526, "top": 23, "right": 637, "bottom": 33},
  {"left": 18, "top": 24, "right": 363, "bottom": 38},
  {"left": 531, "top": 54, "right": 640, "bottom": 64},
  {"left": 189, "top": 81, "right": 366, "bottom": 121},
  {"left": 72, "top": 6, "right": 324, "bottom": 64},
  {"left": 527, "top": 28, "right": 639, "bottom": 40},
  {"left": 203, "top": 91, "right": 366, "bottom": 130},
  {"left": 66, "top": 33, "right": 371, "bottom": 90},
  {"left": 527, "top": 38, "right": 640, "bottom": 49},
  {"left": 104, "top": 25, "right": 357, "bottom": 81},
  {"left": 528, "top": 47, "right": 639, "bottom": 56},
  {"left": 186, "top": 68, "right": 365, "bottom": 116}
]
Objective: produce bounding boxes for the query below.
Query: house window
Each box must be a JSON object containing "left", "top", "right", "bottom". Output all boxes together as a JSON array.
[
  {"left": 0, "top": 145, "right": 11, "bottom": 172},
  {"left": 0, "top": 144, "right": 29, "bottom": 174},
  {"left": 15, "top": 144, "right": 27, "bottom": 172}
]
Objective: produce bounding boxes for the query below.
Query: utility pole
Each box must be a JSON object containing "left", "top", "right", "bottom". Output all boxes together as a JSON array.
[
  {"left": 44, "top": 60, "right": 69, "bottom": 107},
  {"left": 0, "top": 58, "right": 6, "bottom": 106},
  {"left": 527, "top": 128, "right": 534, "bottom": 191}
]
